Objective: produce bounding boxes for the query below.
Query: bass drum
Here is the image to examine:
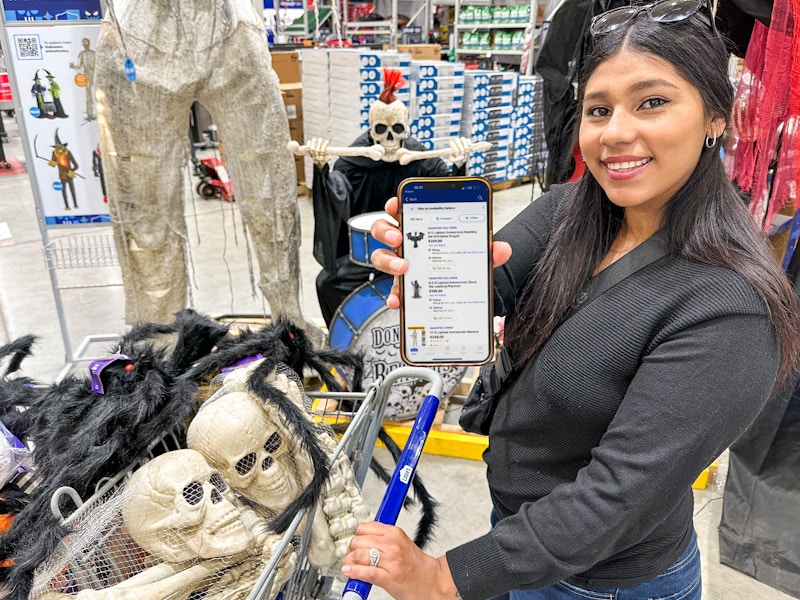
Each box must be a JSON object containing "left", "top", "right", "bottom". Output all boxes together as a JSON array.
[{"left": 329, "top": 276, "right": 466, "bottom": 421}]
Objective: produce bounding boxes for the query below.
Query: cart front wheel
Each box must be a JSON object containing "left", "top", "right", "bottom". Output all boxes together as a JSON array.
[{"left": 198, "top": 182, "right": 218, "bottom": 199}]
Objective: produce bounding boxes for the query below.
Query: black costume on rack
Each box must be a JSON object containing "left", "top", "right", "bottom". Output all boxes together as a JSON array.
[{"left": 312, "top": 134, "right": 465, "bottom": 326}]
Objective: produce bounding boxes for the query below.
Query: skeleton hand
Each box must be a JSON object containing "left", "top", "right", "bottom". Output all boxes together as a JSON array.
[
  {"left": 449, "top": 137, "right": 474, "bottom": 168},
  {"left": 306, "top": 138, "right": 332, "bottom": 169}
]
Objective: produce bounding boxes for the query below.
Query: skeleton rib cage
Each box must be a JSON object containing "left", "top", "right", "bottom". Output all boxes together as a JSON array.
[{"left": 32, "top": 368, "right": 440, "bottom": 600}]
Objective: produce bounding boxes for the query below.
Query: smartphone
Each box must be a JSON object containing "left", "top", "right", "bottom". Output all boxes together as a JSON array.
[{"left": 397, "top": 176, "right": 494, "bottom": 366}]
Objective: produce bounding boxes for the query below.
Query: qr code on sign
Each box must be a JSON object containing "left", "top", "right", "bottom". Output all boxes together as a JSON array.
[{"left": 14, "top": 35, "right": 42, "bottom": 60}]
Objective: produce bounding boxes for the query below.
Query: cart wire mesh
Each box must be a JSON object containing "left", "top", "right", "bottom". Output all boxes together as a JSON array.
[{"left": 30, "top": 369, "right": 442, "bottom": 600}]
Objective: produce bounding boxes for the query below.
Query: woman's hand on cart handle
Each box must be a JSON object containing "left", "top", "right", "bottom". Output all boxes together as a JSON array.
[
  {"left": 370, "top": 197, "right": 513, "bottom": 310},
  {"left": 341, "top": 521, "right": 460, "bottom": 600}
]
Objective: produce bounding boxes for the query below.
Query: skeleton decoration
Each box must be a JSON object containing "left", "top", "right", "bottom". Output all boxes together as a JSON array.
[
  {"left": 187, "top": 362, "right": 370, "bottom": 570},
  {"left": 368, "top": 68, "right": 410, "bottom": 162},
  {"left": 31, "top": 450, "right": 295, "bottom": 600}
]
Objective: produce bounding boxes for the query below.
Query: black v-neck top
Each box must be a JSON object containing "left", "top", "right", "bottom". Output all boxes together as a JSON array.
[{"left": 446, "top": 182, "right": 779, "bottom": 599}]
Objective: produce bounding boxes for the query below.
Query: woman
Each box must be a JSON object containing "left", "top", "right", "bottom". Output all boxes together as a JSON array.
[{"left": 342, "top": 2, "right": 800, "bottom": 599}]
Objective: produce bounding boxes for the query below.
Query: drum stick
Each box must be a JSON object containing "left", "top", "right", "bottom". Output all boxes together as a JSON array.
[
  {"left": 287, "top": 140, "right": 385, "bottom": 162},
  {"left": 341, "top": 390, "right": 442, "bottom": 600},
  {"left": 396, "top": 141, "right": 494, "bottom": 166}
]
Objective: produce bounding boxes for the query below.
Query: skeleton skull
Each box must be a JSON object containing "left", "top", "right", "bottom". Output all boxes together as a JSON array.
[
  {"left": 186, "top": 391, "right": 306, "bottom": 509},
  {"left": 369, "top": 99, "right": 409, "bottom": 161},
  {"left": 121, "top": 449, "right": 255, "bottom": 564}
]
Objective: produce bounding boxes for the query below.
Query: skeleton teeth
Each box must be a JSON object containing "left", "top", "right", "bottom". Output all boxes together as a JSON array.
[{"left": 606, "top": 158, "right": 650, "bottom": 171}]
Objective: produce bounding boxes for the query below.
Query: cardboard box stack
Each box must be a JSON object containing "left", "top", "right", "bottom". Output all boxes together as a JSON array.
[
  {"left": 409, "top": 61, "right": 465, "bottom": 153},
  {"left": 280, "top": 82, "right": 304, "bottom": 185},
  {"left": 300, "top": 49, "right": 332, "bottom": 187},
  {"left": 272, "top": 50, "right": 302, "bottom": 84},
  {"left": 462, "top": 71, "right": 517, "bottom": 183},
  {"left": 273, "top": 50, "right": 305, "bottom": 186},
  {"left": 507, "top": 74, "right": 538, "bottom": 180},
  {"left": 396, "top": 44, "right": 442, "bottom": 60},
  {"left": 327, "top": 50, "right": 412, "bottom": 148}
]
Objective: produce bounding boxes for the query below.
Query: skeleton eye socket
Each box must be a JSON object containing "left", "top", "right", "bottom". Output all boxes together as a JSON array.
[
  {"left": 374, "top": 124, "right": 388, "bottom": 134},
  {"left": 262, "top": 456, "right": 274, "bottom": 471},
  {"left": 210, "top": 473, "right": 228, "bottom": 492},
  {"left": 392, "top": 124, "right": 405, "bottom": 134},
  {"left": 183, "top": 481, "right": 204, "bottom": 506},
  {"left": 264, "top": 432, "right": 282, "bottom": 453},
  {"left": 235, "top": 453, "right": 257, "bottom": 476}
]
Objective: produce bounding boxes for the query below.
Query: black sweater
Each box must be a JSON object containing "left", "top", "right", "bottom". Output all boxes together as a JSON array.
[{"left": 446, "top": 183, "right": 780, "bottom": 599}]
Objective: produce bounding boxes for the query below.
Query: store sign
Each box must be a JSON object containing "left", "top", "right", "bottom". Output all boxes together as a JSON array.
[
  {"left": 3, "top": 23, "right": 109, "bottom": 225},
  {"left": 3, "top": 0, "right": 101, "bottom": 22}
]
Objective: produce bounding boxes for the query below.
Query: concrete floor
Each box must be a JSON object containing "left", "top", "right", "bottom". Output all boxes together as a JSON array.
[{"left": 0, "top": 112, "right": 795, "bottom": 599}]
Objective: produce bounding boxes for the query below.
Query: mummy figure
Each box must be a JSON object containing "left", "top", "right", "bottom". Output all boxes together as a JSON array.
[{"left": 95, "top": 0, "right": 323, "bottom": 346}]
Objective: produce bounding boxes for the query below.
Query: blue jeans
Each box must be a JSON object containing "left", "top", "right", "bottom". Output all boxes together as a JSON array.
[{"left": 490, "top": 511, "right": 701, "bottom": 600}]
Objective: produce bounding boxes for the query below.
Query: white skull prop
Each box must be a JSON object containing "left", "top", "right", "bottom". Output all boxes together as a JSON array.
[
  {"left": 186, "top": 391, "right": 308, "bottom": 510},
  {"left": 121, "top": 449, "right": 255, "bottom": 564},
  {"left": 369, "top": 98, "right": 409, "bottom": 161}
]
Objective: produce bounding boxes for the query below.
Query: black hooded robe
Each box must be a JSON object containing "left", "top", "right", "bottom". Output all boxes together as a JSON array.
[{"left": 312, "top": 132, "right": 464, "bottom": 325}]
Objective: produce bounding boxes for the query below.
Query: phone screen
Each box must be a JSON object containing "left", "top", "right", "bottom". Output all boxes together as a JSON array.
[{"left": 398, "top": 177, "right": 494, "bottom": 366}]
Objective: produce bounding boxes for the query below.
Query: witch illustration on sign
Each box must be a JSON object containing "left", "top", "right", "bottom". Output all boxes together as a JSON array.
[
  {"left": 47, "top": 129, "right": 80, "bottom": 210},
  {"left": 30, "top": 69, "right": 68, "bottom": 119}
]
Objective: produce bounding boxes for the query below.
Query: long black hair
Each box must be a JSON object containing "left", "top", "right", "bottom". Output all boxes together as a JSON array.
[{"left": 505, "top": 12, "right": 800, "bottom": 387}]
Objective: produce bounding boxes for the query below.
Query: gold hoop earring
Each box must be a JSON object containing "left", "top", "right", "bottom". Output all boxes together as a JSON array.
[{"left": 705, "top": 134, "right": 717, "bottom": 149}]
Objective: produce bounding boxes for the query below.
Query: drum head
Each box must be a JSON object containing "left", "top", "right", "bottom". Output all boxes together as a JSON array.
[{"left": 330, "top": 278, "right": 466, "bottom": 421}]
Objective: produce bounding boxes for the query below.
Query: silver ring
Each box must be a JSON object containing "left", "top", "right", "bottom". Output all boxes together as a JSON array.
[{"left": 369, "top": 547, "right": 381, "bottom": 568}]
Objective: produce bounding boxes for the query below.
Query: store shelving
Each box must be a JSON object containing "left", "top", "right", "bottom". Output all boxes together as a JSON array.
[{"left": 452, "top": 0, "right": 542, "bottom": 74}]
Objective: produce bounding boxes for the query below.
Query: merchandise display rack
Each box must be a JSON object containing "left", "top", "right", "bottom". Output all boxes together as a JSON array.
[{"left": 42, "top": 230, "right": 123, "bottom": 381}]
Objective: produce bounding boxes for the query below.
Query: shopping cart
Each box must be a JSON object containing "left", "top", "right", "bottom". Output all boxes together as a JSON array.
[{"left": 35, "top": 366, "right": 442, "bottom": 600}]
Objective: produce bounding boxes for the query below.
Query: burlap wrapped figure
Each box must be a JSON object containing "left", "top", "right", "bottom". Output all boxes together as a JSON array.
[{"left": 95, "top": 0, "right": 323, "bottom": 345}]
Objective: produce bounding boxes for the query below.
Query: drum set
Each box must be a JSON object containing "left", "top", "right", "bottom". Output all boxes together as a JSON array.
[{"left": 329, "top": 212, "right": 467, "bottom": 421}]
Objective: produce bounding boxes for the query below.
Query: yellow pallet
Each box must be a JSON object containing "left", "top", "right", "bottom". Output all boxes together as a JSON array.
[{"left": 380, "top": 423, "right": 717, "bottom": 490}]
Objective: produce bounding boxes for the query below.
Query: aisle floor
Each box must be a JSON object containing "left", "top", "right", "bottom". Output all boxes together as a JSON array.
[{"left": 0, "top": 112, "right": 794, "bottom": 599}]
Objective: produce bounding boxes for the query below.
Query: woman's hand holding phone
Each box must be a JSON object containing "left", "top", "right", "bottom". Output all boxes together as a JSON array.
[{"left": 369, "top": 196, "right": 513, "bottom": 310}]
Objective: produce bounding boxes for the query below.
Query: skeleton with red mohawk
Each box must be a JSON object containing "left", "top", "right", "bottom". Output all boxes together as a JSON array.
[{"left": 292, "top": 68, "right": 488, "bottom": 326}]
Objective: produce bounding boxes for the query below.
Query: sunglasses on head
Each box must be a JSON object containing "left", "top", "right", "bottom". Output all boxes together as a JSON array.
[{"left": 589, "top": 0, "right": 716, "bottom": 37}]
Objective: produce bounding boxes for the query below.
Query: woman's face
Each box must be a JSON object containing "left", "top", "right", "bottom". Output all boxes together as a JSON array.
[{"left": 579, "top": 47, "right": 722, "bottom": 218}]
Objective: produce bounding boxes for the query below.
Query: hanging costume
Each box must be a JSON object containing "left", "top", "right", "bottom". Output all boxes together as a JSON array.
[{"left": 95, "top": 0, "right": 322, "bottom": 345}]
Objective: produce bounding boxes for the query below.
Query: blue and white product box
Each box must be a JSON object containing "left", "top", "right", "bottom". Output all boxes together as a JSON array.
[
  {"left": 482, "top": 169, "right": 510, "bottom": 183},
  {"left": 468, "top": 118, "right": 510, "bottom": 136},
  {"left": 419, "top": 136, "right": 460, "bottom": 151},
  {"left": 513, "top": 124, "right": 534, "bottom": 141},
  {"left": 413, "top": 102, "right": 463, "bottom": 117},
  {"left": 329, "top": 91, "right": 410, "bottom": 113},
  {"left": 301, "top": 48, "right": 330, "bottom": 64},
  {"left": 411, "top": 123, "right": 462, "bottom": 140},
  {"left": 411, "top": 61, "right": 465, "bottom": 79},
  {"left": 328, "top": 49, "right": 412, "bottom": 69},
  {"left": 327, "top": 106, "right": 372, "bottom": 125},
  {"left": 414, "top": 76, "right": 466, "bottom": 93},
  {"left": 302, "top": 94, "right": 331, "bottom": 122},
  {"left": 412, "top": 114, "right": 462, "bottom": 130},
  {"left": 464, "top": 72, "right": 492, "bottom": 87},
  {"left": 415, "top": 88, "right": 465, "bottom": 105},
  {"left": 464, "top": 86, "right": 514, "bottom": 103},
  {"left": 329, "top": 66, "right": 412, "bottom": 83},
  {"left": 462, "top": 97, "right": 491, "bottom": 112},
  {"left": 512, "top": 112, "right": 534, "bottom": 128}
]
